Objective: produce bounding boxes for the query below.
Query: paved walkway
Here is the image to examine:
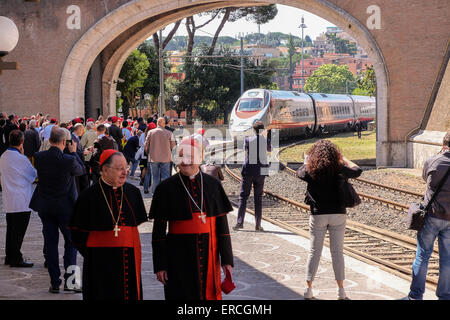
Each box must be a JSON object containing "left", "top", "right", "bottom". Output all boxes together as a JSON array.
[{"left": 0, "top": 158, "right": 438, "bottom": 300}]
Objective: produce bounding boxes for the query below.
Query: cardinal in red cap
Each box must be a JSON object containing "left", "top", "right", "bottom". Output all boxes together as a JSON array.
[
  {"left": 99, "top": 149, "right": 119, "bottom": 166},
  {"left": 69, "top": 148, "right": 148, "bottom": 300},
  {"left": 150, "top": 136, "right": 234, "bottom": 301}
]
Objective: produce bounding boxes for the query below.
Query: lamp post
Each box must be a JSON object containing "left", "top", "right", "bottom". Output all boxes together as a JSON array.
[
  {"left": 299, "top": 16, "right": 307, "bottom": 92},
  {"left": 0, "top": 16, "right": 20, "bottom": 75},
  {"left": 158, "top": 29, "right": 165, "bottom": 117},
  {"left": 240, "top": 33, "right": 244, "bottom": 95},
  {"left": 144, "top": 93, "right": 151, "bottom": 117}
]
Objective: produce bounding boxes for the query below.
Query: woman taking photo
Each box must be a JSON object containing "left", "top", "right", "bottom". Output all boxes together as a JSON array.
[{"left": 297, "top": 139, "right": 362, "bottom": 300}]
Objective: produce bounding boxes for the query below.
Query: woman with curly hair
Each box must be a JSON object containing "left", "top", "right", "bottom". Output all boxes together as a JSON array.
[{"left": 297, "top": 139, "right": 362, "bottom": 300}]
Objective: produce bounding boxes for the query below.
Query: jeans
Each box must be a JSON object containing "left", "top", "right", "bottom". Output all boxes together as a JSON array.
[
  {"left": 129, "top": 158, "right": 139, "bottom": 177},
  {"left": 144, "top": 162, "right": 170, "bottom": 195},
  {"left": 409, "top": 215, "right": 450, "bottom": 300},
  {"left": 237, "top": 175, "right": 265, "bottom": 227},
  {"left": 38, "top": 211, "right": 77, "bottom": 288},
  {"left": 306, "top": 214, "right": 346, "bottom": 282}
]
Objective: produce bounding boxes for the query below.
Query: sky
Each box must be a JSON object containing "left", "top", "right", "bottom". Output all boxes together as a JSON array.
[{"left": 156, "top": 4, "right": 335, "bottom": 41}]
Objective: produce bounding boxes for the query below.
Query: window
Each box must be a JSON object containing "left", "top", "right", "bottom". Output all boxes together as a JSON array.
[{"left": 237, "top": 98, "right": 263, "bottom": 112}]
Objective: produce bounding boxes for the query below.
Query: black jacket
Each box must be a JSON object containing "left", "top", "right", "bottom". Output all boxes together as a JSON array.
[
  {"left": 23, "top": 129, "right": 41, "bottom": 158},
  {"left": 29, "top": 146, "right": 85, "bottom": 215},
  {"left": 241, "top": 135, "right": 270, "bottom": 176},
  {"left": 108, "top": 124, "right": 123, "bottom": 152},
  {"left": 297, "top": 163, "right": 362, "bottom": 214}
]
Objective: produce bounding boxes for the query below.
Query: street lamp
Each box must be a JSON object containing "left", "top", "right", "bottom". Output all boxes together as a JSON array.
[
  {"left": 144, "top": 93, "right": 151, "bottom": 117},
  {"left": 299, "top": 16, "right": 307, "bottom": 92},
  {"left": 158, "top": 28, "right": 165, "bottom": 117},
  {"left": 0, "top": 16, "right": 20, "bottom": 75}
]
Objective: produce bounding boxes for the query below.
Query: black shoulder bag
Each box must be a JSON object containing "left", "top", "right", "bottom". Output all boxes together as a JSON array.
[
  {"left": 406, "top": 167, "right": 450, "bottom": 231},
  {"left": 337, "top": 174, "right": 361, "bottom": 208}
]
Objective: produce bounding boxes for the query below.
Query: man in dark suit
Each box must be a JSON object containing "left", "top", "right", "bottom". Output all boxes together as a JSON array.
[
  {"left": 23, "top": 120, "right": 41, "bottom": 161},
  {"left": 3, "top": 114, "right": 18, "bottom": 147},
  {"left": 108, "top": 116, "right": 123, "bottom": 152},
  {"left": 234, "top": 121, "right": 270, "bottom": 232},
  {"left": 90, "top": 124, "right": 118, "bottom": 182},
  {"left": 29, "top": 127, "right": 85, "bottom": 293}
]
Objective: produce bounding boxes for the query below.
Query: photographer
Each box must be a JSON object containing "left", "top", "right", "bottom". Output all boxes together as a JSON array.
[
  {"left": 29, "top": 127, "right": 85, "bottom": 293},
  {"left": 407, "top": 131, "right": 450, "bottom": 300}
]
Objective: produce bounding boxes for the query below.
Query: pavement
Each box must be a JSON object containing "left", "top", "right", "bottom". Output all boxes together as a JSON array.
[{"left": 0, "top": 140, "right": 438, "bottom": 300}]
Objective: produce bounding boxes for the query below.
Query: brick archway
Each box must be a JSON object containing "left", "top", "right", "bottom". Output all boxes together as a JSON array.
[{"left": 60, "top": 0, "right": 388, "bottom": 164}]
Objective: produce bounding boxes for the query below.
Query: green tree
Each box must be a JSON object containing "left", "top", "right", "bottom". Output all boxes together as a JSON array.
[
  {"left": 304, "top": 64, "right": 356, "bottom": 94},
  {"left": 117, "top": 50, "right": 150, "bottom": 118},
  {"left": 137, "top": 41, "right": 160, "bottom": 99},
  {"left": 354, "top": 65, "right": 376, "bottom": 96},
  {"left": 305, "top": 35, "right": 312, "bottom": 45},
  {"left": 164, "top": 77, "right": 186, "bottom": 119},
  {"left": 179, "top": 45, "right": 276, "bottom": 123},
  {"left": 196, "top": 100, "right": 222, "bottom": 123}
]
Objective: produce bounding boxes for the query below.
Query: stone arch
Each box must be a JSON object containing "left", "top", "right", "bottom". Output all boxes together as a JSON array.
[{"left": 60, "top": 0, "right": 388, "bottom": 163}]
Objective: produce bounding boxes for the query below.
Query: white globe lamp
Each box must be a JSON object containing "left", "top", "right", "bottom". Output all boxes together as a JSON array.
[{"left": 0, "top": 17, "right": 19, "bottom": 57}]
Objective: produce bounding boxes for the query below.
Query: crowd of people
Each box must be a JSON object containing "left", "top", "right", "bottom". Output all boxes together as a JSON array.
[{"left": 0, "top": 111, "right": 449, "bottom": 301}]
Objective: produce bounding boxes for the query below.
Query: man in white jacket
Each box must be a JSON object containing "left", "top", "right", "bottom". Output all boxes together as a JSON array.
[{"left": 0, "top": 130, "right": 37, "bottom": 267}]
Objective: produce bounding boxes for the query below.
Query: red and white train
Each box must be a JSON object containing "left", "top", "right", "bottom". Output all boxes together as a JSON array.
[{"left": 229, "top": 89, "right": 376, "bottom": 139}]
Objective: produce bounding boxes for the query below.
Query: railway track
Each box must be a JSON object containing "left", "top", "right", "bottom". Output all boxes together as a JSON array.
[
  {"left": 277, "top": 142, "right": 424, "bottom": 213},
  {"left": 222, "top": 148, "right": 439, "bottom": 288}
]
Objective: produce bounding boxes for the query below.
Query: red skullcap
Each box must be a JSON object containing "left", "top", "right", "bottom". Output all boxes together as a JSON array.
[
  {"left": 111, "top": 116, "right": 119, "bottom": 123},
  {"left": 180, "top": 137, "right": 201, "bottom": 149},
  {"left": 148, "top": 122, "right": 156, "bottom": 130},
  {"left": 99, "top": 149, "right": 119, "bottom": 166},
  {"left": 87, "top": 118, "right": 94, "bottom": 122},
  {"left": 197, "top": 128, "right": 205, "bottom": 135}
]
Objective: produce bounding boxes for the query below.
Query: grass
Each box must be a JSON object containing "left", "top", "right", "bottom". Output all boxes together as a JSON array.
[{"left": 279, "top": 130, "right": 376, "bottom": 163}]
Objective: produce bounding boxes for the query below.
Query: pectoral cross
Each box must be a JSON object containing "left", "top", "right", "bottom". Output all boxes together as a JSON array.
[
  {"left": 114, "top": 224, "right": 121, "bottom": 237},
  {"left": 198, "top": 212, "right": 206, "bottom": 224}
]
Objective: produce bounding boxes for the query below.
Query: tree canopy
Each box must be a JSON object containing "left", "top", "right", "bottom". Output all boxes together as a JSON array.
[
  {"left": 304, "top": 64, "right": 356, "bottom": 94},
  {"left": 353, "top": 65, "right": 376, "bottom": 96},
  {"left": 168, "top": 45, "right": 276, "bottom": 123},
  {"left": 117, "top": 49, "right": 150, "bottom": 117}
]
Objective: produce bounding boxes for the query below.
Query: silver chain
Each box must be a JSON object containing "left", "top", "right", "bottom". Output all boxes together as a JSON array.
[{"left": 178, "top": 171, "right": 203, "bottom": 213}]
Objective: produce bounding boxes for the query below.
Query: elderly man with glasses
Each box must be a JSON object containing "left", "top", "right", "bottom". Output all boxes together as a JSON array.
[{"left": 69, "top": 149, "right": 148, "bottom": 300}]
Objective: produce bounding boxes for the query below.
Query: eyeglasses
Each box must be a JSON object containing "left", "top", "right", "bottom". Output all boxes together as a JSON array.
[{"left": 106, "top": 166, "right": 129, "bottom": 172}]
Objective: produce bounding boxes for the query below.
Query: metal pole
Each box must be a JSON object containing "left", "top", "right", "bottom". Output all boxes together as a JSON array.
[
  {"left": 240, "top": 35, "right": 244, "bottom": 95},
  {"left": 300, "top": 16, "right": 307, "bottom": 93},
  {"left": 158, "top": 29, "right": 165, "bottom": 116},
  {"left": 301, "top": 27, "right": 304, "bottom": 92}
]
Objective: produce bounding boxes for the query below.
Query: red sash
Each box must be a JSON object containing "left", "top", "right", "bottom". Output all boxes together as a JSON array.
[
  {"left": 169, "top": 213, "right": 221, "bottom": 300},
  {"left": 86, "top": 226, "right": 142, "bottom": 300}
]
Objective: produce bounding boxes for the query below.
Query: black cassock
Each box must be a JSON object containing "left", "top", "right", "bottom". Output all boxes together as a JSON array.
[
  {"left": 69, "top": 179, "right": 148, "bottom": 300},
  {"left": 150, "top": 171, "right": 234, "bottom": 300}
]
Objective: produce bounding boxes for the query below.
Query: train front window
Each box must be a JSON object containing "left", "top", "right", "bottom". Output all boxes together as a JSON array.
[{"left": 237, "top": 98, "right": 263, "bottom": 112}]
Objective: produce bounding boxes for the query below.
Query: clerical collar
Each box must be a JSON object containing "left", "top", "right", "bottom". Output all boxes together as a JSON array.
[
  {"left": 179, "top": 169, "right": 200, "bottom": 180},
  {"left": 190, "top": 170, "right": 200, "bottom": 180},
  {"left": 101, "top": 177, "right": 118, "bottom": 190}
]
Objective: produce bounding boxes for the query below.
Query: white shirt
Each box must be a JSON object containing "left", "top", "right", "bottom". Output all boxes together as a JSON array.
[
  {"left": 0, "top": 148, "right": 37, "bottom": 213},
  {"left": 137, "top": 133, "right": 147, "bottom": 160}
]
